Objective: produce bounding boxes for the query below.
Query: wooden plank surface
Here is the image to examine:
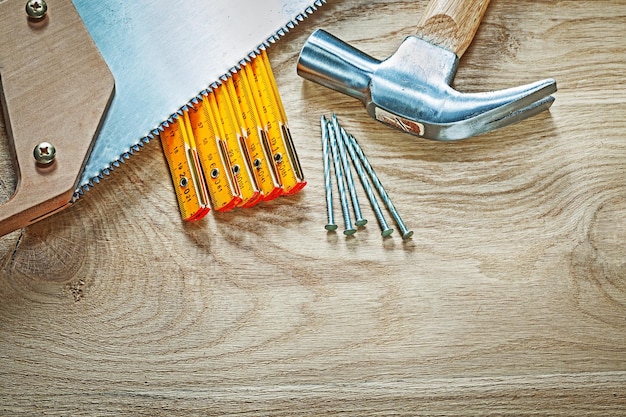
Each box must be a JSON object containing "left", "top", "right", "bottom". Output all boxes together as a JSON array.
[{"left": 1, "top": 0, "right": 625, "bottom": 415}]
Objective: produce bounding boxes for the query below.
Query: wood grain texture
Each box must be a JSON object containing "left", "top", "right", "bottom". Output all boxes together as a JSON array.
[{"left": 1, "top": 0, "right": 625, "bottom": 415}]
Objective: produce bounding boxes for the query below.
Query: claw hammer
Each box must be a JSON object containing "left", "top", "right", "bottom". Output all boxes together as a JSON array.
[{"left": 297, "top": 0, "right": 557, "bottom": 141}]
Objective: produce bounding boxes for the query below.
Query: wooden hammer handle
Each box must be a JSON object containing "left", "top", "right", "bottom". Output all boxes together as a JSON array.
[{"left": 416, "top": 0, "right": 491, "bottom": 57}]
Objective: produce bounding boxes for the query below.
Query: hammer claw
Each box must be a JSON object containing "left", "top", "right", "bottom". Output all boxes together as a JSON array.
[
  {"left": 486, "top": 95, "right": 556, "bottom": 133},
  {"left": 437, "top": 78, "right": 557, "bottom": 140}
]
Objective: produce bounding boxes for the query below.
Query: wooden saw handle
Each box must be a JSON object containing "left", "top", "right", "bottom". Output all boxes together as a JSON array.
[
  {"left": 0, "top": 0, "right": 114, "bottom": 237},
  {"left": 415, "top": 0, "right": 491, "bottom": 57}
]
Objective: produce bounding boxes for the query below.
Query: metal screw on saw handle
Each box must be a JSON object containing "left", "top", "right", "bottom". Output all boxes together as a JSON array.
[
  {"left": 342, "top": 128, "right": 393, "bottom": 238},
  {"left": 25, "top": 0, "right": 47, "bottom": 19},
  {"left": 348, "top": 135, "right": 413, "bottom": 240},
  {"left": 33, "top": 141, "right": 56, "bottom": 165}
]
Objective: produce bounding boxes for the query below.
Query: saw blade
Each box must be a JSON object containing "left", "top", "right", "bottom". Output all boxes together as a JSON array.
[{"left": 71, "top": 0, "right": 325, "bottom": 197}]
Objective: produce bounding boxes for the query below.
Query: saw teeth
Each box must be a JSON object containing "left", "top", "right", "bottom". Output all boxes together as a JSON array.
[{"left": 74, "top": 0, "right": 326, "bottom": 203}]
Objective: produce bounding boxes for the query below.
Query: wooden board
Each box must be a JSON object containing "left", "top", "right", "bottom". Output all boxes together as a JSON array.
[{"left": 1, "top": 0, "right": 625, "bottom": 414}]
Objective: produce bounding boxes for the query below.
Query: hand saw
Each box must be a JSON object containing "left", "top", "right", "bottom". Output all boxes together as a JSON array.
[{"left": 0, "top": 0, "right": 324, "bottom": 236}]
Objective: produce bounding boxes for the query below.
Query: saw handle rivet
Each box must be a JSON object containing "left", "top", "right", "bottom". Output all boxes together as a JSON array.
[
  {"left": 25, "top": 0, "right": 47, "bottom": 19},
  {"left": 33, "top": 141, "right": 55, "bottom": 165}
]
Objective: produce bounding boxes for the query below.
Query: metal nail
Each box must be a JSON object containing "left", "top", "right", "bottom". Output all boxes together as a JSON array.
[
  {"left": 348, "top": 135, "right": 413, "bottom": 240},
  {"left": 332, "top": 115, "right": 367, "bottom": 227},
  {"left": 328, "top": 120, "right": 356, "bottom": 236},
  {"left": 343, "top": 129, "right": 393, "bottom": 237},
  {"left": 320, "top": 116, "right": 337, "bottom": 231}
]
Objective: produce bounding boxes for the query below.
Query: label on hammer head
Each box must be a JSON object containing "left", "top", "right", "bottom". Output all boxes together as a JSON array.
[{"left": 375, "top": 107, "right": 425, "bottom": 137}]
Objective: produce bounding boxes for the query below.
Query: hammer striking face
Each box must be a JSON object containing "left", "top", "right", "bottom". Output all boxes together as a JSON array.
[{"left": 297, "top": 0, "right": 557, "bottom": 141}]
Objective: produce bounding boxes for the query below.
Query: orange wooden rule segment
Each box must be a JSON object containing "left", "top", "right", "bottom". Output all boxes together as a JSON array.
[
  {"left": 258, "top": 49, "right": 306, "bottom": 194},
  {"left": 188, "top": 99, "right": 241, "bottom": 212},
  {"left": 231, "top": 70, "right": 283, "bottom": 201},
  {"left": 159, "top": 118, "right": 210, "bottom": 221},
  {"left": 214, "top": 79, "right": 262, "bottom": 208},
  {"left": 206, "top": 91, "right": 243, "bottom": 210},
  {"left": 259, "top": 49, "right": 287, "bottom": 122},
  {"left": 246, "top": 53, "right": 306, "bottom": 195},
  {"left": 180, "top": 112, "right": 211, "bottom": 217},
  {"left": 159, "top": 50, "right": 304, "bottom": 221}
]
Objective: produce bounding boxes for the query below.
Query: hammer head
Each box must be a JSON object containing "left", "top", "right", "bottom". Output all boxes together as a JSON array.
[{"left": 297, "top": 29, "right": 557, "bottom": 141}]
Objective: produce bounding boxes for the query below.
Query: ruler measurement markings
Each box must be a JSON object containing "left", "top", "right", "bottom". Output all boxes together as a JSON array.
[
  {"left": 232, "top": 70, "right": 283, "bottom": 201},
  {"left": 245, "top": 60, "right": 293, "bottom": 193},
  {"left": 214, "top": 79, "right": 262, "bottom": 208},
  {"left": 222, "top": 76, "right": 272, "bottom": 204},
  {"left": 188, "top": 99, "right": 240, "bottom": 212},
  {"left": 159, "top": 119, "right": 210, "bottom": 221},
  {"left": 181, "top": 112, "right": 210, "bottom": 211},
  {"left": 258, "top": 49, "right": 306, "bottom": 191},
  {"left": 248, "top": 52, "right": 305, "bottom": 195},
  {"left": 207, "top": 91, "right": 243, "bottom": 210},
  {"left": 261, "top": 50, "right": 306, "bottom": 193},
  {"left": 160, "top": 52, "right": 304, "bottom": 221}
]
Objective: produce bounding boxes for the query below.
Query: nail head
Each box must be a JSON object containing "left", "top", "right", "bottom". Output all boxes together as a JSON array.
[{"left": 355, "top": 219, "right": 368, "bottom": 227}]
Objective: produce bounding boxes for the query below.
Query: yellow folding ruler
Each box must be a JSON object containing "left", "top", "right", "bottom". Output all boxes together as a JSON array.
[{"left": 159, "top": 50, "right": 306, "bottom": 221}]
